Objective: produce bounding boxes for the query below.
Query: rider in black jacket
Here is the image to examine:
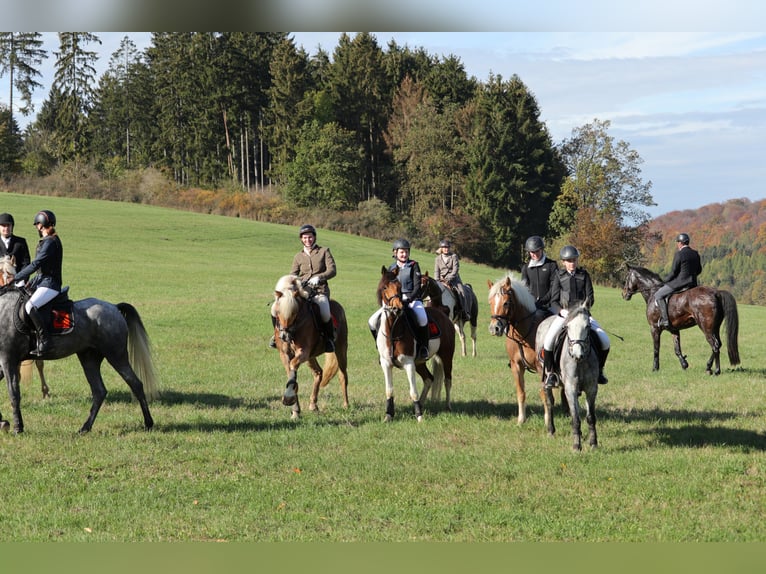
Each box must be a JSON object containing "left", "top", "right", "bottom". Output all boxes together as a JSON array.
[{"left": 654, "top": 233, "right": 702, "bottom": 329}]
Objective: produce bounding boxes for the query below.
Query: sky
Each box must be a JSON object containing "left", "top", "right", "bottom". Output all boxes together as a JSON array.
[{"left": 3, "top": 26, "right": 766, "bottom": 219}]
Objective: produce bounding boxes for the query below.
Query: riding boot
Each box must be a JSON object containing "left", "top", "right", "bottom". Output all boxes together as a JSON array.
[
  {"left": 542, "top": 348, "right": 558, "bottom": 389},
  {"left": 323, "top": 318, "right": 336, "bottom": 353},
  {"left": 657, "top": 297, "right": 671, "bottom": 329},
  {"left": 416, "top": 325, "right": 430, "bottom": 360},
  {"left": 597, "top": 347, "right": 610, "bottom": 384},
  {"left": 28, "top": 306, "right": 51, "bottom": 356},
  {"left": 269, "top": 315, "right": 278, "bottom": 348}
]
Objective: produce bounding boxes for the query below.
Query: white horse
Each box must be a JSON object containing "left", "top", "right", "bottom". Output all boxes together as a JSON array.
[{"left": 420, "top": 272, "right": 478, "bottom": 357}]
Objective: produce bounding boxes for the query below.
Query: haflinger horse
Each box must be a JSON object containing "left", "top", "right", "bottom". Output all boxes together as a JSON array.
[
  {"left": 420, "top": 272, "right": 478, "bottom": 357},
  {"left": 0, "top": 255, "right": 158, "bottom": 434},
  {"left": 272, "top": 274, "right": 349, "bottom": 419},
  {"left": 622, "top": 265, "right": 740, "bottom": 374},
  {"left": 0, "top": 258, "right": 50, "bottom": 399},
  {"left": 535, "top": 302, "right": 600, "bottom": 451},
  {"left": 376, "top": 266, "right": 455, "bottom": 422},
  {"left": 487, "top": 273, "right": 548, "bottom": 425}
]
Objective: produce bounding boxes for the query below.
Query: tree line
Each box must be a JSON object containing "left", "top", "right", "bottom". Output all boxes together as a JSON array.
[{"left": 1, "top": 32, "right": 656, "bottom": 280}]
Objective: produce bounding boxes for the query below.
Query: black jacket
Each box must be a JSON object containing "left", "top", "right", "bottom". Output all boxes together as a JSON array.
[
  {"left": 0, "top": 235, "right": 31, "bottom": 271},
  {"left": 550, "top": 267, "right": 594, "bottom": 314},
  {"left": 521, "top": 256, "right": 558, "bottom": 310},
  {"left": 663, "top": 246, "right": 702, "bottom": 290}
]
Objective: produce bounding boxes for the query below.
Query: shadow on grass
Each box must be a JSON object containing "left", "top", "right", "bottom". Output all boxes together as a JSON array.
[{"left": 640, "top": 424, "right": 766, "bottom": 450}]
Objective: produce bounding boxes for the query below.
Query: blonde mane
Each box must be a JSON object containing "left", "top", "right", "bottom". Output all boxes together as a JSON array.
[
  {"left": 273, "top": 274, "right": 309, "bottom": 322},
  {"left": 0, "top": 255, "right": 17, "bottom": 286},
  {"left": 488, "top": 272, "right": 537, "bottom": 314}
]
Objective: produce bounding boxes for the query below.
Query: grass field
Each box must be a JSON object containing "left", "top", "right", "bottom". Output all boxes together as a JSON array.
[{"left": 0, "top": 192, "right": 763, "bottom": 545}]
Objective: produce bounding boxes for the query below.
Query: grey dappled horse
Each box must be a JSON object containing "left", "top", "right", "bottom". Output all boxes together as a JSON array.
[
  {"left": 535, "top": 303, "right": 600, "bottom": 451},
  {"left": 0, "top": 282, "right": 159, "bottom": 434}
]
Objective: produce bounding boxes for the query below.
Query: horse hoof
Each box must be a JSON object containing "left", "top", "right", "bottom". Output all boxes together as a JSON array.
[
  {"left": 282, "top": 383, "right": 297, "bottom": 406},
  {"left": 309, "top": 402, "right": 318, "bottom": 412},
  {"left": 0, "top": 420, "right": 9, "bottom": 432},
  {"left": 384, "top": 414, "right": 393, "bottom": 423},
  {"left": 290, "top": 411, "right": 300, "bottom": 420},
  {"left": 416, "top": 415, "right": 423, "bottom": 423}
]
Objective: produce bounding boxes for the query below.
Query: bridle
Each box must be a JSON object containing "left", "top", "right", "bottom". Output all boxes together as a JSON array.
[{"left": 490, "top": 286, "right": 536, "bottom": 341}]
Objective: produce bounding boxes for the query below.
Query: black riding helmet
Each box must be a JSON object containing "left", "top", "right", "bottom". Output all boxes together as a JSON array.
[
  {"left": 392, "top": 238, "right": 411, "bottom": 252},
  {"left": 676, "top": 233, "right": 690, "bottom": 245},
  {"left": 34, "top": 210, "right": 56, "bottom": 228},
  {"left": 525, "top": 235, "right": 544, "bottom": 252},
  {"left": 0, "top": 213, "right": 14, "bottom": 226},
  {"left": 559, "top": 245, "right": 580, "bottom": 260},
  {"left": 299, "top": 224, "right": 316, "bottom": 237}
]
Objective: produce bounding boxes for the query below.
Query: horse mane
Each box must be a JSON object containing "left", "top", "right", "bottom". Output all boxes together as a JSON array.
[
  {"left": 565, "top": 302, "right": 591, "bottom": 331},
  {"left": 629, "top": 265, "right": 663, "bottom": 283},
  {"left": 488, "top": 272, "right": 537, "bottom": 314},
  {"left": 274, "top": 274, "right": 309, "bottom": 321}
]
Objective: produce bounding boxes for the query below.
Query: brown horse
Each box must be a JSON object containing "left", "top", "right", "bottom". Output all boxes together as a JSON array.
[
  {"left": 487, "top": 273, "right": 551, "bottom": 425},
  {"left": 622, "top": 265, "right": 740, "bottom": 374},
  {"left": 375, "top": 266, "right": 455, "bottom": 422},
  {"left": 420, "top": 272, "right": 478, "bottom": 357},
  {"left": 272, "top": 275, "right": 349, "bottom": 419},
  {"left": 0, "top": 256, "right": 50, "bottom": 398}
]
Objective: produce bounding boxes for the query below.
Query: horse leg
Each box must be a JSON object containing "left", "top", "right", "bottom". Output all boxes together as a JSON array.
[
  {"left": 455, "top": 321, "right": 467, "bottom": 357},
  {"left": 566, "top": 386, "right": 582, "bottom": 452},
  {"left": 704, "top": 330, "right": 722, "bottom": 375},
  {"left": 385, "top": 397, "right": 395, "bottom": 422},
  {"left": 307, "top": 358, "right": 323, "bottom": 412},
  {"left": 671, "top": 333, "right": 689, "bottom": 370},
  {"left": 76, "top": 351, "right": 110, "bottom": 433},
  {"left": 416, "top": 362, "right": 434, "bottom": 404},
  {"left": 282, "top": 369, "right": 299, "bottom": 408},
  {"left": 103, "top": 350, "right": 154, "bottom": 431},
  {"left": 585, "top": 387, "right": 598, "bottom": 449},
  {"left": 37, "top": 360, "right": 50, "bottom": 399},
  {"left": 469, "top": 321, "right": 477, "bottom": 358},
  {"left": 540, "top": 385, "right": 555, "bottom": 437},
  {"left": 510, "top": 361, "right": 527, "bottom": 425},
  {"left": 2, "top": 362, "right": 23, "bottom": 433},
  {"left": 382, "top": 362, "right": 396, "bottom": 422},
  {"left": 652, "top": 328, "right": 661, "bottom": 371},
  {"left": 403, "top": 361, "right": 423, "bottom": 422}
]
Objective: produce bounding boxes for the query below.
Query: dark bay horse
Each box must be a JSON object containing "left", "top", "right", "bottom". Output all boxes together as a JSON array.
[
  {"left": 622, "top": 265, "right": 740, "bottom": 374},
  {"left": 420, "top": 272, "right": 478, "bottom": 357},
  {"left": 487, "top": 274, "right": 548, "bottom": 425},
  {"left": 272, "top": 275, "right": 349, "bottom": 419},
  {"left": 376, "top": 266, "right": 455, "bottom": 422},
  {"left": 535, "top": 303, "right": 599, "bottom": 451},
  {"left": 0, "top": 282, "right": 159, "bottom": 434}
]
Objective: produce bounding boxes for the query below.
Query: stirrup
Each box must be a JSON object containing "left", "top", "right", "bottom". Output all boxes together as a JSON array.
[{"left": 544, "top": 372, "right": 559, "bottom": 389}]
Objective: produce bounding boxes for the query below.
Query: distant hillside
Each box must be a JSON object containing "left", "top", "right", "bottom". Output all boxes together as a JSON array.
[{"left": 644, "top": 197, "right": 766, "bottom": 305}]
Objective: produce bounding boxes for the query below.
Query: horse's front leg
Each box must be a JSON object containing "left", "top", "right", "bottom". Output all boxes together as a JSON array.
[
  {"left": 381, "top": 359, "right": 396, "bottom": 422},
  {"left": 455, "top": 322, "right": 467, "bottom": 357},
  {"left": 402, "top": 360, "right": 423, "bottom": 422},
  {"left": 671, "top": 333, "right": 689, "bottom": 370},
  {"left": 1, "top": 363, "right": 22, "bottom": 433},
  {"left": 566, "top": 387, "right": 582, "bottom": 451},
  {"left": 585, "top": 388, "right": 598, "bottom": 449},
  {"left": 651, "top": 328, "right": 661, "bottom": 371},
  {"left": 540, "top": 385, "right": 555, "bottom": 437},
  {"left": 510, "top": 361, "right": 527, "bottom": 425}
]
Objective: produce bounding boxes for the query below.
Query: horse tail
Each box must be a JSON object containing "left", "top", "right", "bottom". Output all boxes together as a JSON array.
[
  {"left": 718, "top": 291, "right": 740, "bottom": 366},
  {"left": 320, "top": 352, "right": 339, "bottom": 388},
  {"left": 19, "top": 360, "right": 33, "bottom": 386},
  {"left": 118, "top": 303, "right": 160, "bottom": 401}
]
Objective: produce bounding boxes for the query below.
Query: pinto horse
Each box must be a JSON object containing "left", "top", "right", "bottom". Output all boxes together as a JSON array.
[
  {"left": 420, "top": 272, "right": 478, "bottom": 357},
  {"left": 535, "top": 303, "right": 600, "bottom": 451},
  {"left": 375, "top": 266, "right": 455, "bottom": 422},
  {"left": 0, "top": 256, "right": 49, "bottom": 399},
  {"left": 622, "top": 265, "right": 740, "bottom": 374},
  {"left": 487, "top": 274, "right": 553, "bottom": 425},
  {"left": 272, "top": 275, "right": 349, "bottom": 419}
]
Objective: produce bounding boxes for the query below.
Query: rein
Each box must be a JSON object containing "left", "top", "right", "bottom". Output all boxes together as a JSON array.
[{"left": 491, "top": 287, "right": 538, "bottom": 372}]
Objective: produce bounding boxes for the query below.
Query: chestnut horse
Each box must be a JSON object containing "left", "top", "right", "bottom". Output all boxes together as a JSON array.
[
  {"left": 375, "top": 266, "right": 455, "bottom": 422},
  {"left": 272, "top": 275, "right": 349, "bottom": 419},
  {"left": 487, "top": 274, "right": 548, "bottom": 425},
  {"left": 420, "top": 272, "right": 478, "bottom": 357},
  {"left": 622, "top": 265, "right": 740, "bottom": 374}
]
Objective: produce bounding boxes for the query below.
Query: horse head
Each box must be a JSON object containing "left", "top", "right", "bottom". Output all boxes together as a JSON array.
[
  {"left": 273, "top": 274, "right": 308, "bottom": 332},
  {"left": 564, "top": 302, "right": 591, "bottom": 360},
  {"left": 378, "top": 266, "right": 403, "bottom": 310},
  {"left": 0, "top": 255, "right": 17, "bottom": 287},
  {"left": 622, "top": 265, "right": 662, "bottom": 300},
  {"left": 487, "top": 274, "right": 536, "bottom": 337}
]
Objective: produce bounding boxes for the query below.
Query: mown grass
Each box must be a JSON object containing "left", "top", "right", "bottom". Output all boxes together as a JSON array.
[{"left": 0, "top": 192, "right": 763, "bottom": 544}]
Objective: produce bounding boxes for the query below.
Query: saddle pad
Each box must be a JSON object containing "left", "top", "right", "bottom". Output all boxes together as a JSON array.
[{"left": 51, "top": 302, "right": 75, "bottom": 334}]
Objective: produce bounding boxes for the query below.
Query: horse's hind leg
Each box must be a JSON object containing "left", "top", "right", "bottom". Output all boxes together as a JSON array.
[
  {"left": 585, "top": 388, "right": 598, "bottom": 449},
  {"left": 308, "top": 358, "right": 323, "bottom": 412},
  {"left": 95, "top": 349, "right": 154, "bottom": 432},
  {"left": 36, "top": 360, "right": 50, "bottom": 399},
  {"left": 75, "top": 351, "right": 108, "bottom": 433},
  {"left": 705, "top": 329, "right": 722, "bottom": 375}
]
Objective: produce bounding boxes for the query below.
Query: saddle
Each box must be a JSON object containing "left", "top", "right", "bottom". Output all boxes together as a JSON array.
[
  {"left": 404, "top": 307, "right": 441, "bottom": 339},
  {"left": 20, "top": 288, "right": 75, "bottom": 336},
  {"left": 539, "top": 327, "right": 599, "bottom": 376}
]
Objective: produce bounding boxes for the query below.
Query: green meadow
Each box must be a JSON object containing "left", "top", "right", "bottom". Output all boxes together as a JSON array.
[{"left": 0, "top": 192, "right": 763, "bottom": 543}]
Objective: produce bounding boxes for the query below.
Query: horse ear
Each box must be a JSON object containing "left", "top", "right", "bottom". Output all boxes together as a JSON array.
[
  {"left": 381, "top": 265, "right": 387, "bottom": 275},
  {"left": 275, "top": 290, "right": 283, "bottom": 298},
  {"left": 487, "top": 279, "right": 494, "bottom": 290},
  {"left": 424, "top": 271, "right": 429, "bottom": 278}
]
